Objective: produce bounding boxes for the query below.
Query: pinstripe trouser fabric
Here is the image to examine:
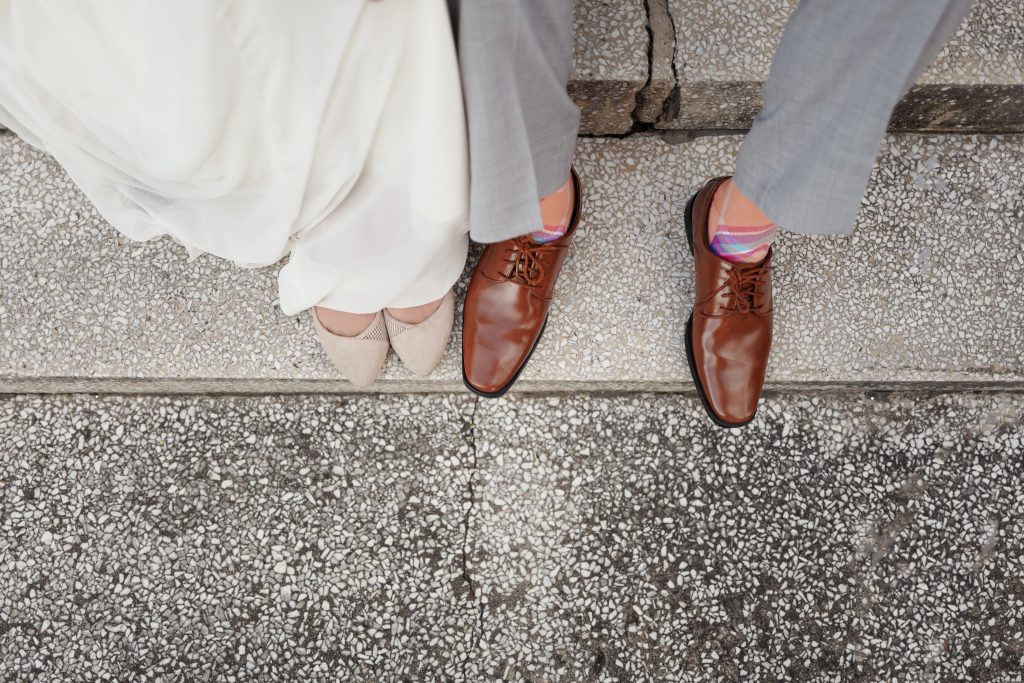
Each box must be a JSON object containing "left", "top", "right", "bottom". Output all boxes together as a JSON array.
[
  {"left": 448, "top": 0, "right": 579, "bottom": 244},
  {"left": 733, "top": 0, "right": 975, "bottom": 234},
  {"left": 452, "top": 0, "right": 974, "bottom": 240}
]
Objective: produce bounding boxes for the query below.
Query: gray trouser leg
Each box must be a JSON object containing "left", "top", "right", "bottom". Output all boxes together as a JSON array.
[
  {"left": 733, "top": 0, "right": 975, "bottom": 235},
  {"left": 449, "top": 0, "right": 580, "bottom": 243}
]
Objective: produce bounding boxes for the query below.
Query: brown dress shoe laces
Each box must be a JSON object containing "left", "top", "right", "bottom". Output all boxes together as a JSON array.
[
  {"left": 700, "top": 261, "right": 772, "bottom": 315},
  {"left": 501, "top": 236, "right": 563, "bottom": 290}
]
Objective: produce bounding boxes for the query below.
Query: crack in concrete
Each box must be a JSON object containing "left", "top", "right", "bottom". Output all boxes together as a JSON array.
[
  {"left": 457, "top": 396, "right": 484, "bottom": 681},
  {"left": 634, "top": 0, "right": 680, "bottom": 128},
  {"left": 658, "top": 0, "right": 681, "bottom": 125},
  {"left": 633, "top": 0, "right": 660, "bottom": 129}
]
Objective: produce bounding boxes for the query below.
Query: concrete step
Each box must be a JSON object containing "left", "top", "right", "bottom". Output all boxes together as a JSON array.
[
  {"left": 1, "top": 130, "right": 1022, "bottom": 394},
  {"left": 571, "top": 0, "right": 651, "bottom": 134},
  {"left": 573, "top": 0, "right": 1023, "bottom": 134},
  {"left": 1, "top": 390, "right": 1022, "bottom": 679}
]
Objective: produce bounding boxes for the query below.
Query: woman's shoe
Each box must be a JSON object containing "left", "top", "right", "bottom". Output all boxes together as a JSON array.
[
  {"left": 384, "top": 290, "right": 455, "bottom": 376},
  {"left": 311, "top": 309, "right": 390, "bottom": 388}
]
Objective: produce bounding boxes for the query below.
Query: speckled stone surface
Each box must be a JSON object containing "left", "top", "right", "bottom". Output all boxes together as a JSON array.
[
  {"left": 571, "top": 0, "right": 651, "bottom": 134},
  {"left": 2, "top": 131, "right": 1023, "bottom": 392},
  {"left": 467, "top": 391, "right": 1024, "bottom": 681},
  {"left": 662, "top": 0, "right": 1024, "bottom": 130},
  {"left": 2, "top": 391, "right": 1022, "bottom": 680},
  {"left": 0, "top": 393, "right": 479, "bottom": 681}
]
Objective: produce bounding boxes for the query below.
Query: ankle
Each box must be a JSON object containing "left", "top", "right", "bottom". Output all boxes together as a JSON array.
[
  {"left": 386, "top": 296, "right": 443, "bottom": 325},
  {"left": 709, "top": 178, "right": 777, "bottom": 264},
  {"left": 314, "top": 307, "right": 377, "bottom": 337},
  {"left": 531, "top": 175, "right": 575, "bottom": 244}
]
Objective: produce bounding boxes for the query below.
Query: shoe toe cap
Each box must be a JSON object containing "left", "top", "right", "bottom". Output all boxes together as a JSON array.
[
  {"left": 463, "top": 353, "right": 508, "bottom": 395},
  {"left": 463, "top": 340, "right": 533, "bottom": 396},
  {"left": 388, "top": 293, "right": 455, "bottom": 377},
  {"left": 706, "top": 385, "right": 760, "bottom": 426},
  {"left": 313, "top": 316, "right": 390, "bottom": 388},
  {"left": 329, "top": 341, "right": 389, "bottom": 388},
  {"left": 390, "top": 323, "right": 453, "bottom": 377},
  {"left": 693, "top": 342, "right": 767, "bottom": 426}
]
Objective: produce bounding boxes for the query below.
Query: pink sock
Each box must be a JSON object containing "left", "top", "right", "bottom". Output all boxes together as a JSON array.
[
  {"left": 530, "top": 177, "right": 574, "bottom": 244},
  {"left": 710, "top": 223, "right": 776, "bottom": 263},
  {"left": 530, "top": 224, "right": 567, "bottom": 243},
  {"left": 709, "top": 181, "right": 776, "bottom": 263}
]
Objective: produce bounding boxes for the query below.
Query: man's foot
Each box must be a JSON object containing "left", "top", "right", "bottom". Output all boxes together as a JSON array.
[
  {"left": 462, "top": 168, "right": 583, "bottom": 398},
  {"left": 708, "top": 177, "right": 778, "bottom": 263},
  {"left": 685, "top": 176, "right": 773, "bottom": 427},
  {"left": 530, "top": 176, "right": 576, "bottom": 243}
]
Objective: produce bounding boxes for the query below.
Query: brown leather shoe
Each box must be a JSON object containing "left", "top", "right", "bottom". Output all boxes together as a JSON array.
[
  {"left": 685, "top": 176, "right": 773, "bottom": 427},
  {"left": 462, "top": 168, "right": 583, "bottom": 398}
]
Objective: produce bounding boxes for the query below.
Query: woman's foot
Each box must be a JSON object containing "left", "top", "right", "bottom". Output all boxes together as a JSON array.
[
  {"left": 313, "top": 309, "right": 378, "bottom": 339},
  {"left": 311, "top": 308, "right": 389, "bottom": 388},
  {"left": 317, "top": 298, "right": 448, "bottom": 337},
  {"left": 314, "top": 308, "right": 378, "bottom": 337},
  {"left": 384, "top": 291, "right": 455, "bottom": 377},
  {"left": 385, "top": 297, "right": 444, "bottom": 325}
]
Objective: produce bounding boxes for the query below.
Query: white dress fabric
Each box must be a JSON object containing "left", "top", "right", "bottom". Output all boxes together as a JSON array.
[{"left": 0, "top": 0, "right": 469, "bottom": 315}]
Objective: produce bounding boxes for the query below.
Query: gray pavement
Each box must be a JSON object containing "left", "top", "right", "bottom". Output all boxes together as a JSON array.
[
  {"left": 2, "top": 391, "right": 1022, "bottom": 681},
  {"left": 660, "top": 0, "right": 1024, "bottom": 130}
]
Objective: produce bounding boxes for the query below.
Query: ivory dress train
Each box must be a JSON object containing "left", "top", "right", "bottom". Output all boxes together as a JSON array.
[{"left": 0, "top": 0, "right": 469, "bottom": 315}]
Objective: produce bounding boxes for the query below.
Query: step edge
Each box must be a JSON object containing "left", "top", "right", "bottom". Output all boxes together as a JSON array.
[{"left": 3, "top": 377, "right": 1024, "bottom": 396}]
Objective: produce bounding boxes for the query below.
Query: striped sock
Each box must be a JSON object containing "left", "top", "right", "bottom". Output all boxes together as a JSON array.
[
  {"left": 531, "top": 177, "right": 574, "bottom": 244},
  {"left": 709, "top": 222, "right": 776, "bottom": 263},
  {"left": 530, "top": 224, "right": 567, "bottom": 244}
]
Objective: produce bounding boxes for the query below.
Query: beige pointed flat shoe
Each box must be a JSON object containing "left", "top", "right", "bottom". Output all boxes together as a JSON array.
[
  {"left": 311, "top": 309, "right": 389, "bottom": 388},
  {"left": 384, "top": 290, "right": 455, "bottom": 377}
]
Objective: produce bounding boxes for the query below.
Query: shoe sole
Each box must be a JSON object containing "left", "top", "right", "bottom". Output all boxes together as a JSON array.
[
  {"left": 684, "top": 190, "right": 755, "bottom": 429},
  {"left": 462, "top": 316, "right": 549, "bottom": 400}
]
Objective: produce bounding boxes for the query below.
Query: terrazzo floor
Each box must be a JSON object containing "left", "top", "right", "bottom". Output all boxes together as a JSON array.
[
  {"left": 3, "top": 132, "right": 1022, "bottom": 392},
  {"left": 2, "top": 391, "right": 1022, "bottom": 681},
  {"left": 662, "top": 0, "right": 1024, "bottom": 129}
]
